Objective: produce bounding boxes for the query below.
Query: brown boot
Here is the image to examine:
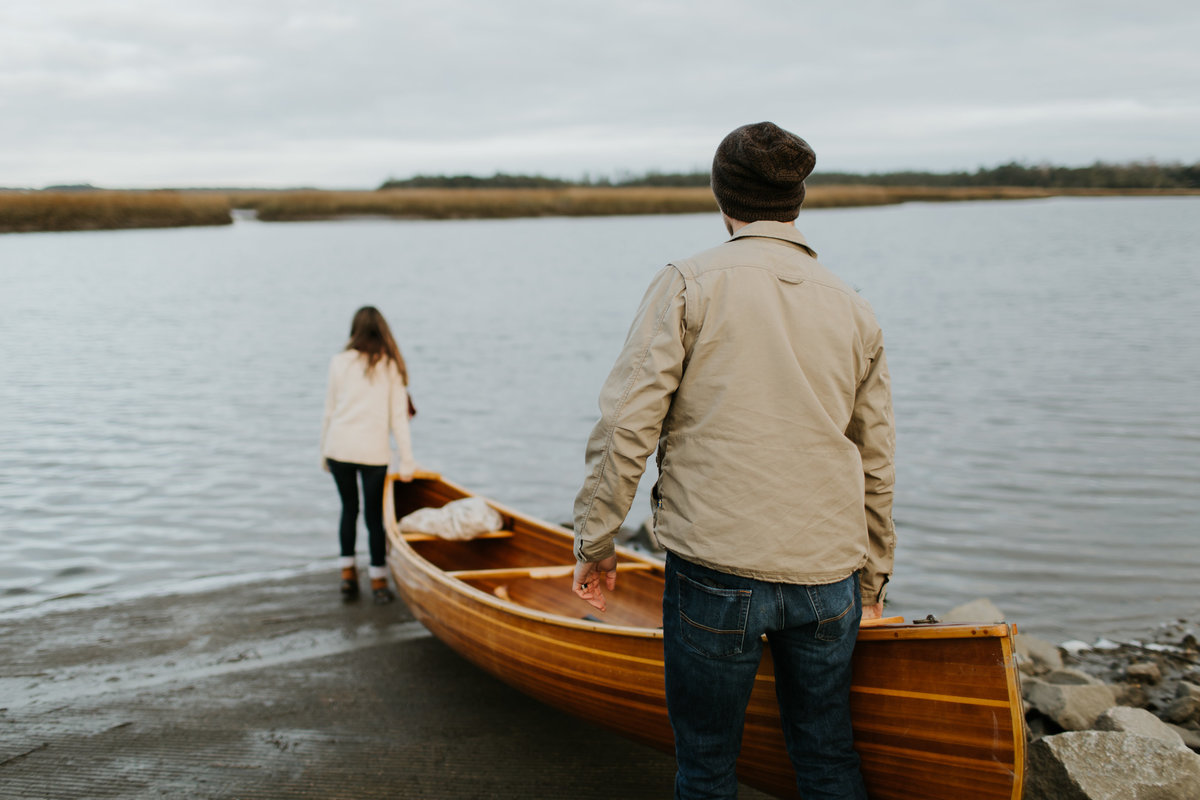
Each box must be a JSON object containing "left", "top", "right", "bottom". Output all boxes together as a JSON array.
[
  {"left": 340, "top": 566, "right": 359, "bottom": 599},
  {"left": 371, "top": 577, "right": 394, "bottom": 605}
]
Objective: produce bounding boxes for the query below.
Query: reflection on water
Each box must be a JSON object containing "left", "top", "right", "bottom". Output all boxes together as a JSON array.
[{"left": 1, "top": 197, "right": 1198, "bottom": 641}]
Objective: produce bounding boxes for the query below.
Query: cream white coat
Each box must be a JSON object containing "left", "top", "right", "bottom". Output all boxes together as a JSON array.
[{"left": 320, "top": 350, "right": 415, "bottom": 475}]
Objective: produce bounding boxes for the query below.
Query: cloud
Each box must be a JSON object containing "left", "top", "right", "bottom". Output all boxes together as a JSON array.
[{"left": 2, "top": 1, "right": 1197, "bottom": 187}]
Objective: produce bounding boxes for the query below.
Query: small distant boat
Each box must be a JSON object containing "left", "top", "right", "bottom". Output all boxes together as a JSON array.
[{"left": 385, "top": 473, "right": 1025, "bottom": 800}]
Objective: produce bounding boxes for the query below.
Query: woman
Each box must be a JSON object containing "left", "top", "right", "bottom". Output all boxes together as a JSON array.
[{"left": 320, "top": 306, "right": 416, "bottom": 604}]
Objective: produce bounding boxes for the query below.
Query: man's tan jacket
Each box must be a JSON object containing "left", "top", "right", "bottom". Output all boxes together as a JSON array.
[{"left": 573, "top": 221, "right": 895, "bottom": 602}]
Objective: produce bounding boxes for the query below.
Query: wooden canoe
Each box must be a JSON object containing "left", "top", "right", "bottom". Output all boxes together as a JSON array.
[{"left": 385, "top": 472, "right": 1025, "bottom": 800}]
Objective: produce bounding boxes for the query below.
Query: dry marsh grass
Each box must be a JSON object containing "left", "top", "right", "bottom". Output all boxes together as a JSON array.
[
  {"left": 805, "top": 185, "right": 1056, "bottom": 207},
  {"left": 231, "top": 186, "right": 721, "bottom": 221},
  {"left": 0, "top": 191, "right": 232, "bottom": 233},
  {"left": 4, "top": 185, "right": 1194, "bottom": 233},
  {"left": 235, "top": 185, "right": 1112, "bottom": 221}
]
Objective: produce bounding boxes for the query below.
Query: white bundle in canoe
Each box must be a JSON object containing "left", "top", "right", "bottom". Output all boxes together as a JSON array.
[{"left": 399, "top": 497, "right": 504, "bottom": 541}]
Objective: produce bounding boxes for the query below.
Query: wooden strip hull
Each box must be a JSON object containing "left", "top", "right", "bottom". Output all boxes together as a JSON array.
[{"left": 386, "top": 474, "right": 1025, "bottom": 799}]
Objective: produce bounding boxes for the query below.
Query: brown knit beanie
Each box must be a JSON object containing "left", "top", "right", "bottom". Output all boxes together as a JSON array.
[{"left": 711, "top": 122, "right": 816, "bottom": 222}]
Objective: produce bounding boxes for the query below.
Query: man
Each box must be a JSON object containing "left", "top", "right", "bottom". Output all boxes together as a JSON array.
[{"left": 570, "top": 121, "right": 895, "bottom": 799}]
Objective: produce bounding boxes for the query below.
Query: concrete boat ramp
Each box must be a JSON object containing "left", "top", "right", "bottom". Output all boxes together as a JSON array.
[{"left": 0, "top": 568, "right": 776, "bottom": 799}]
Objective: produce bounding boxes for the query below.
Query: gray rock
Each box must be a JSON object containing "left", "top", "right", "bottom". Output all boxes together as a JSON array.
[
  {"left": 1168, "top": 724, "right": 1200, "bottom": 753},
  {"left": 1114, "top": 682, "right": 1150, "bottom": 708},
  {"left": 1047, "top": 667, "right": 1103, "bottom": 686},
  {"left": 1024, "top": 678, "right": 1117, "bottom": 731},
  {"left": 1025, "top": 731, "right": 1200, "bottom": 800},
  {"left": 1026, "top": 713, "right": 1062, "bottom": 741},
  {"left": 943, "top": 597, "right": 1006, "bottom": 624},
  {"left": 1177, "top": 681, "right": 1200, "bottom": 702},
  {"left": 1126, "top": 661, "right": 1162, "bottom": 685},
  {"left": 1164, "top": 696, "right": 1200, "bottom": 725},
  {"left": 1016, "top": 633, "right": 1065, "bottom": 673},
  {"left": 1093, "top": 706, "right": 1186, "bottom": 748}
]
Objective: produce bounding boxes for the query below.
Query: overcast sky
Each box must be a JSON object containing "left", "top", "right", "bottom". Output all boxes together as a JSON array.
[{"left": 3, "top": 1, "right": 1198, "bottom": 189}]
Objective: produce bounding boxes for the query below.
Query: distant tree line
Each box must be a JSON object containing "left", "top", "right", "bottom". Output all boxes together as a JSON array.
[
  {"left": 809, "top": 161, "right": 1200, "bottom": 189},
  {"left": 378, "top": 170, "right": 715, "bottom": 189},
  {"left": 381, "top": 161, "right": 1199, "bottom": 190},
  {"left": 380, "top": 173, "right": 573, "bottom": 189}
]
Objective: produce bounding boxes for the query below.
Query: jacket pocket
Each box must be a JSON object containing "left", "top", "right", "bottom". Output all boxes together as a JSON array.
[{"left": 677, "top": 572, "right": 751, "bottom": 658}]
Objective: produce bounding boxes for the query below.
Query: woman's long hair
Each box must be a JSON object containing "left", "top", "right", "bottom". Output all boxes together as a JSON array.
[{"left": 346, "top": 306, "right": 408, "bottom": 384}]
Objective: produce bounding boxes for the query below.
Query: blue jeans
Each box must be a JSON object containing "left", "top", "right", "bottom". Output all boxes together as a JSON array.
[
  {"left": 327, "top": 459, "right": 388, "bottom": 567},
  {"left": 663, "top": 552, "right": 867, "bottom": 800}
]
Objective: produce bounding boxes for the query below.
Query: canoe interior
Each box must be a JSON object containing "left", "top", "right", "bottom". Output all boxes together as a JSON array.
[
  {"left": 386, "top": 474, "right": 1025, "bottom": 800},
  {"left": 391, "top": 474, "right": 665, "bottom": 628},
  {"left": 458, "top": 571, "right": 665, "bottom": 629}
]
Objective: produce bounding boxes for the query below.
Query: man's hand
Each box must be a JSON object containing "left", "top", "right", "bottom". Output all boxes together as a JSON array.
[
  {"left": 573, "top": 556, "right": 618, "bottom": 612},
  {"left": 862, "top": 602, "right": 884, "bottom": 621}
]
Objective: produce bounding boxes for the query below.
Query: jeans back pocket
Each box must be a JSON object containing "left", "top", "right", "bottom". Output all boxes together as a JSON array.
[
  {"left": 677, "top": 572, "right": 752, "bottom": 658},
  {"left": 807, "top": 577, "right": 858, "bottom": 643}
]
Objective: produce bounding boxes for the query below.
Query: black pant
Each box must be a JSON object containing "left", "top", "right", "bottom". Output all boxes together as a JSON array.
[{"left": 327, "top": 459, "right": 388, "bottom": 567}]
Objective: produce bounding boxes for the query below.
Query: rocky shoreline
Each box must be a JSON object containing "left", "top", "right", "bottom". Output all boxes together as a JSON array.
[{"left": 944, "top": 598, "right": 1200, "bottom": 799}]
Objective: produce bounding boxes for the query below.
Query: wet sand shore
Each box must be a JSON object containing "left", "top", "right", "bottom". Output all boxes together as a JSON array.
[{"left": 0, "top": 570, "right": 772, "bottom": 799}]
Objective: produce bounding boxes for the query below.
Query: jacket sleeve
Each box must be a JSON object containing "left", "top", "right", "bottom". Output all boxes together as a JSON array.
[
  {"left": 846, "top": 336, "right": 896, "bottom": 604},
  {"left": 573, "top": 266, "right": 687, "bottom": 562},
  {"left": 319, "top": 356, "right": 337, "bottom": 465},
  {"left": 388, "top": 364, "right": 417, "bottom": 477}
]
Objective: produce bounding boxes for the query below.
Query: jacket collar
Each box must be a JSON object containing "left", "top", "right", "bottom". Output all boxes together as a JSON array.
[{"left": 728, "top": 220, "right": 817, "bottom": 257}]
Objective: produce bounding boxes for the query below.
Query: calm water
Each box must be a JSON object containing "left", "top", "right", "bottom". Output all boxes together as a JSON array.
[{"left": 1, "top": 197, "right": 1197, "bottom": 641}]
